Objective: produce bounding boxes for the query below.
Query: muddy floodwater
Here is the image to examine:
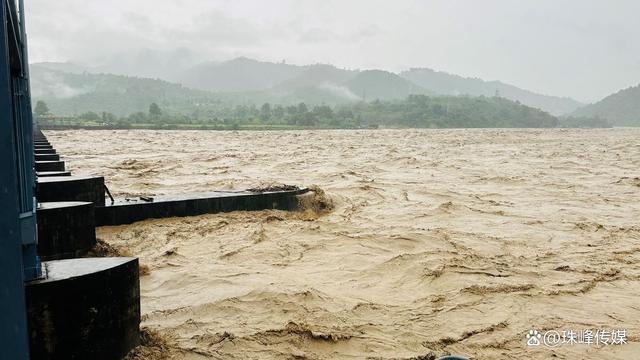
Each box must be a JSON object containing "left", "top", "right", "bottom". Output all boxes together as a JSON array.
[{"left": 47, "top": 128, "right": 640, "bottom": 359}]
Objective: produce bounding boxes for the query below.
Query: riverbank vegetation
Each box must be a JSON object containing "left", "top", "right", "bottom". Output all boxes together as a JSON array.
[{"left": 36, "top": 94, "right": 573, "bottom": 130}]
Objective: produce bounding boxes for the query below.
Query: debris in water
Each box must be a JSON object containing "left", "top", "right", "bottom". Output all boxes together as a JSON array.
[{"left": 247, "top": 184, "right": 300, "bottom": 192}]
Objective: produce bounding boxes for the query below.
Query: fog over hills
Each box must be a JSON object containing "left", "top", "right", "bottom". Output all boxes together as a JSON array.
[
  {"left": 31, "top": 55, "right": 589, "bottom": 116},
  {"left": 273, "top": 65, "right": 357, "bottom": 92},
  {"left": 34, "top": 56, "right": 640, "bottom": 129},
  {"left": 344, "top": 70, "right": 432, "bottom": 100},
  {"left": 179, "top": 57, "right": 301, "bottom": 92},
  {"left": 29, "top": 65, "right": 220, "bottom": 116}
]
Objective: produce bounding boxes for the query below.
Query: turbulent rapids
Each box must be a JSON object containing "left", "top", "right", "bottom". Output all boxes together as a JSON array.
[{"left": 47, "top": 128, "right": 640, "bottom": 359}]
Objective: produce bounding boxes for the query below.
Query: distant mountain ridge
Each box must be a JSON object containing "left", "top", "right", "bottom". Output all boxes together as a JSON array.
[
  {"left": 176, "top": 58, "right": 580, "bottom": 114},
  {"left": 32, "top": 56, "right": 584, "bottom": 115},
  {"left": 345, "top": 70, "right": 432, "bottom": 100},
  {"left": 180, "top": 57, "right": 302, "bottom": 92},
  {"left": 30, "top": 65, "right": 219, "bottom": 116},
  {"left": 570, "top": 84, "right": 640, "bottom": 126},
  {"left": 400, "top": 68, "right": 583, "bottom": 115},
  {"left": 272, "top": 64, "right": 357, "bottom": 91}
]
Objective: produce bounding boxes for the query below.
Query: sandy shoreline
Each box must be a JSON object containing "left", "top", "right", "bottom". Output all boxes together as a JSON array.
[{"left": 47, "top": 128, "right": 640, "bottom": 359}]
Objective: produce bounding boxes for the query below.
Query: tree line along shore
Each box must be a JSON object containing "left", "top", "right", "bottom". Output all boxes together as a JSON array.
[{"left": 33, "top": 94, "right": 611, "bottom": 131}]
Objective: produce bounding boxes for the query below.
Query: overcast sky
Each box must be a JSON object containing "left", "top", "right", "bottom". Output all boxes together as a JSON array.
[{"left": 25, "top": 0, "right": 640, "bottom": 102}]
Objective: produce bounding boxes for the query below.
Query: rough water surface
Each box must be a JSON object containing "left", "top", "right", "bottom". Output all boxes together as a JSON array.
[{"left": 46, "top": 129, "right": 640, "bottom": 359}]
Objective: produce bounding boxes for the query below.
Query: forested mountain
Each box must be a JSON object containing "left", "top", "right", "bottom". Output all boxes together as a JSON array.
[
  {"left": 31, "top": 63, "right": 563, "bottom": 129},
  {"left": 273, "top": 64, "right": 357, "bottom": 90},
  {"left": 32, "top": 57, "right": 585, "bottom": 115},
  {"left": 345, "top": 70, "right": 432, "bottom": 100},
  {"left": 30, "top": 65, "right": 222, "bottom": 116},
  {"left": 346, "top": 95, "right": 559, "bottom": 128},
  {"left": 179, "top": 57, "right": 302, "bottom": 92},
  {"left": 570, "top": 84, "right": 640, "bottom": 126},
  {"left": 34, "top": 57, "right": 618, "bottom": 130},
  {"left": 174, "top": 58, "right": 578, "bottom": 113},
  {"left": 400, "top": 68, "right": 583, "bottom": 115}
]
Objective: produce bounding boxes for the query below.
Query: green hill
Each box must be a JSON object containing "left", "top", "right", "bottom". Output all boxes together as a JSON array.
[
  {"left": 30, "top": 65, "right": 222, "bottom": 116},
  {"left": 179, "top": 57, "right": 302, "bottom": 92},
  {"left": 33, "top": 57, "right": 585, "bottom": 116},
  {"left": 345, "top": 70, "right": 432, "bottom": 100},
  {"left": 400, "top": 68, "right": 583, "bottom": 115},
  {"left": 258, "top": 64, "right": 360, "bottom": 104},
  {"left": 570, "top": 84, "right": 640, "bottom": 126},
  {"left": 29, "top": 63, "right": 563, "bottom": 130},
  {"left": 273, "top": 64, "right": 357, "bottom": 90},
  {"left": 351, "top": 95, "right": 559, "bottom": 128}
]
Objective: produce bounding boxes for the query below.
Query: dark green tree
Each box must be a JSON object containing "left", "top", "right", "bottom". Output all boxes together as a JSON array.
[
  {"left": 260, "top": 103, "right": 272, "bottom": 121},
  {"left": 297, "top": 102, "right": 308, "bottom": 114},
  {"left": 149, "top": 103, "right": 162, "bottom": 118},
  {"left": 34, "top": 100, "right": 50, "bottom": 117},
  {"left": 272, "top": 105, "right": 285, "bottom": 119}
]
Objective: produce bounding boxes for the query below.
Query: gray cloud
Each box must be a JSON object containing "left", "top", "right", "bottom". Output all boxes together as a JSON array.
[{"left": 25, "top": 0, "right": 640, "bottom": 102}]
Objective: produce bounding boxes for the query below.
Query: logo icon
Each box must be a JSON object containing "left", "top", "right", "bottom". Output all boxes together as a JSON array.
[
  {"left": 543, "top": 330, "right": 561, "bottom": 347},
  {"left": 526, "top": 330, "right": 541, "bottom": 346}
]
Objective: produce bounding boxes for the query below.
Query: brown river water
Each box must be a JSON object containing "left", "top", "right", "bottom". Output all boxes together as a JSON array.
[{"left": 45, "top": 128, "right": 640, "bottom": 359}]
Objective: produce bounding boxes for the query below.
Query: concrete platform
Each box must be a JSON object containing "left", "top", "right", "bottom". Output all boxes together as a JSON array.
[
  {"left": 96, "top": 188, "right": 307, "bottom": 226},
  {"left": 36, "top": 202, "right": 96, "bottom": 261},
  {"left": 35, "top": 148, "right": 56, "bottom": 154},
  {"left": 37, "top": 171, "right": 71, "bottom": 177},
  {"left": 26, "top": 257, "right": 140, "bottom": 360},
  {"left": 37, "top": 175, "right": 106, "bottom": 206},
  {"left": 35, "top": 153, "right": 60, "bottom": 161},
  {"left": 35, "top": 160, "right": 65, "bottom": 172}
]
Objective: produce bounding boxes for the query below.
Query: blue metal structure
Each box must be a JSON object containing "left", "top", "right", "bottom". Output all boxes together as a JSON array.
[{"left": 1, "top": 0, "right": 40, "bottom": 358}]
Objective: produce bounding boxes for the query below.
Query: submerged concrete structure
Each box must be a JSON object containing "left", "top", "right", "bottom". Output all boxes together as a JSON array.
[
  {"left": 25, "top": 258, "right": 140, "bottom": 360},
  {"left": 34, "top": 153, "right": 59, "bottom": 161},
  {"left": 36, "top": 201, "right": 96, "bottom": 260},
  {"left": 2, "top": 1, "right": 309, "bottom": 358},
  {"left": 36, "top": 170, "right": 71, "bottom": 177},
  {"left": 37, "top": 175, "right": 106, "bottom": 205},
  {"left": 35, "top": 160, "right": 65, "bottom": 172},
  {"left": 35, "top": 148, "right": 56, "bottom": 154},
  {"left": 96, "top": 188, "right": 307, "bottom": 226},
  {"left": 29, "top": 123, "right": 306, "bottom": 359},
  {"left": 1, "top": 1, "right": 141, "bottom": 358},
  {"left": 28, "top": 132, "right": 141, "bottom": 359}
]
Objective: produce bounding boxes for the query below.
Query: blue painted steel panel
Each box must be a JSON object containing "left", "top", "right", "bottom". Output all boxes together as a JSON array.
[{"left": 0, "top": 0, "right": 39, "bottom": 358}]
